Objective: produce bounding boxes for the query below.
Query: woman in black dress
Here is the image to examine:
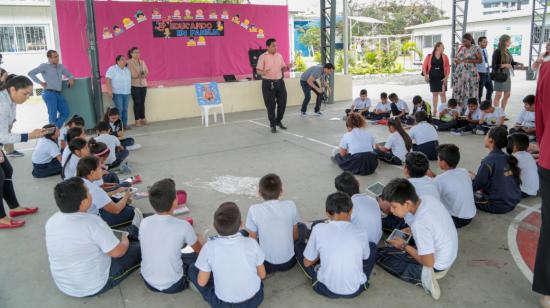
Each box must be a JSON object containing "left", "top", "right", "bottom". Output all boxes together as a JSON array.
[{"left": 422, "top": 42, "right": 450, "bottom": 117}]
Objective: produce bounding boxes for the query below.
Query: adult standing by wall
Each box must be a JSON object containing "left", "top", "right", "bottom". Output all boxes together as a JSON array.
[
  {"left": 422, "top": 42, "right": 450, "bottom": 116},
  {"left": 256, "top": 38, "right": 293, "bottom": 133},
  {"left": 452, "top": 33, "right": 482, "bottom": 112},
  {"left": 106, "top": 55, "right": 131, "bottom": 128},
  {"left": 0, "top": 75, "right": 46, "bottom": 228},
  {"left": 492, "top": 34, "right": 522, "bottom": 113},
  {"left": 28, "top": 50, "right": 74, "bottom": 128},
  {"left": 534, "top": 59, "right": 550, "bottom": 308},
  {"left": 0, "top": 67, "right": 23, "bottom": 158},
  {"left": 476, "top": 36, "right": 493, "bottom": 102},
  {"left": 300, "top": 63, "right": 335, "bottom": 116},
  {"left": 127, "top": 47, "right": 149, "bottom": 128}
]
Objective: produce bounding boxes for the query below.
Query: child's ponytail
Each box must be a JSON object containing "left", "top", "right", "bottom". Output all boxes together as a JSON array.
[
  {"left": 507, "top": 154, "right": 522, "bottom": 185},
  {"left": 389, "top": 118, "right": 412, "bottom": 151}
]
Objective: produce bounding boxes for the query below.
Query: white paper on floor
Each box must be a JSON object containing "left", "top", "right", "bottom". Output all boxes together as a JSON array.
[{"left": 183, "top": 175, "right": 259, "bottom": 197}]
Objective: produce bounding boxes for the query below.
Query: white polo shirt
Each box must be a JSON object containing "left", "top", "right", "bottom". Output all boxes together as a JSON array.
[
  {"left": 468, "top": 108, "right": 482, "bottom": 121},
  {"left": 82, "top": 178, "right": 112, "bottom": 215},
  {"left": 106, "top": 64, "right": 131, "bottom": 95},
  {"left": 339, "top": 128, "right": 375, "bottom": 155},
  {"left": 45, "top": 212, "right": 119, "bottom": 297},
  {"left": 32, "top": 137, "right": 60, "bottom": 164},
  {"left": 245, "top": 200, "right": 299, "bottom": 264},
  {"left": 513, "top": 151, "right": 539, "bottom": 196},
  {"left": 304, "top": 221, "right": 369, "bottom": 295},
  {"left": 195, "top": 234, "right": 265, "bottom": 303},
  {"left": 353, "top": 97, "right": 371, "bottom": 110},
  {"left": 515, "top": 110, "right": 535, "bottom": 128},
  {"left": 410, "top": 195, "right": 458, "bottom": 271},
  {"left": 435, "top": 168, "right": 476, "bottom": 219},
  {"left": 409, "top": 122, "right": 438, "bottom": 145},
  {"left": 95, "top": 134, "right": 121, "bottom": 165},
  {"left": 409, "top": 176, "right": 441, "bottom": 200},
  {"left": 351, "top": 194, "right": 382, "bottom": 244},
  {"left": 385, "top": 132, "right": 408, "bottom": 162},
  {"left": 63, "top": 153, "right": 80, "bottom": 179},
  {"left": 140, "top": 215, "right": 198, "bottom": 291},
  {"left": 375, "top": 101, "right": 391, "bottom": 112},
  {"left": 482, "top": 107, "right": 506, "bottom": 125},
  {"left": 394, "top": 99, "right": 409, "bottom": 113}
]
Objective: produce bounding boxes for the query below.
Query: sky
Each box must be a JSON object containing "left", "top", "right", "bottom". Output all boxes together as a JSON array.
[{"left": 250, "top": 0, "right": 486, "bottom": 18}]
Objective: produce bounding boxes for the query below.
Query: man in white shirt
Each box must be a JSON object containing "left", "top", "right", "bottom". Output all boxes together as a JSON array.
[
  {"left": 334, "top": 172, "right": 381, "bottom": 277},
  {"left": 377, "top": 178, "right": 458, "bottom": 300},
  {"left": 295, "top": 192, "right": 371, "bottom": 298},
  {"left": 45, "top": 177, "right": 141, "bottom": 298},
  {"left": 140, "top": 179, "right": 202, "bottom": 293},
  {"left": 434, "top": 144, "right": 476, "bottom": 228},
  {"left": 510, "top": 95, "right": 536, "bottom": 138}
]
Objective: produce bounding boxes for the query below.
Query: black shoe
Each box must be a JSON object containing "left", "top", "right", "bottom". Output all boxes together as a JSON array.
[
  {"left": 271, "top": 126, "right": 277, "bottom": 133},
  {"left": 277, "top": 122, "right": 287, "bottom": 130}
]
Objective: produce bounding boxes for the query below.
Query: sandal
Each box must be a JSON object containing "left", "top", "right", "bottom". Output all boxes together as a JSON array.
[
  {"left": 0, "top": 219, "right": 25, "bottom": 229},
  {"left": 9, "top": 207, "right": 38, "bottom": 218}
]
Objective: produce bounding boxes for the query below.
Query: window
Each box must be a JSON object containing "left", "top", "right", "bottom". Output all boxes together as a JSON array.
[
  {"left": 472, "top": 31, "right": 487, "bottom": 43},
  {"left": 0, "top": 25, "right": 48, "bottom": 53},
  {"left": 534, "top": 25, "right": 550, "bottom": 44},
  {"left": 422, "top": 35, "right": 442, "bottom": 49}
]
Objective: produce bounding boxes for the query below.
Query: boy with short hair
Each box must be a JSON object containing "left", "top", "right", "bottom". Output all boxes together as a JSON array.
[
  {"left": 432, "top": 98, "right": 460, "bottom": 131},
  {"left": 452, "top": 98, "right": 482, "bottom": 135},
  {"left": 509, "top": 133, "right": 539, "bottom": 197},
  {"left": 434, "top": 144, "right": 476, "bottom": 228},
  {"left": 95, "top": 121, "right": 129, "bottom": 171},
  {"left": 389, "top": 93, "right": 410, "bottom": 119},
  {"left": 346, "top": 89, "right": 371, "bottom": 117},
  {"left": 295, "top": 192, "right": 371, "bottom": 298},
  {"left": 139, "top": 178, "right": 203, "bottom": 294},
  {"left": 367, "top": 92, "right": 391, "bottom": 120},
  {"left": 409, "top": 111, "right": 439, "bottom": 160},
  {"left": 509, "top": 95, "right": 535, "bottom": 138},
  {"left": 45, "top": 177, "right": 141, "bottom": 298},
  {"left": 245, "top": 173, "right": 299, "bottom": 273},
  {"left": 380, "top": 151, "right": 440, "bottom": 232},
  {"left": 189, "top": 202, "right": 266, "bottom": 307},
  {"left": 377, "top": 178, "right": 458, "bottom": 300},
  {"left": 335, "top": 171, "right": 381, "bottom": 277},
  {"left": 476, "top": 100, "right": 506, "bottom": 135}
]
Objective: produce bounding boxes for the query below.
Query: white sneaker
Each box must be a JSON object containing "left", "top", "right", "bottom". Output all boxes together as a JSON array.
[
  {"left": 475, "top": 129, "right": 486, "bottom": 136},
  {"left": 126, "top": 144, "right": 142, "bottom": 151},
  {"left": 132, "top": 208, "right": 143, "bottom": 228},
  {"left": 421, "top": 267, "right": 441, "bottom": 300}
]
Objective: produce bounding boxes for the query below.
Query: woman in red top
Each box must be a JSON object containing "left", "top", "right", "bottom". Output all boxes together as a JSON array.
[
  {"left": 422, "top": 42, "right": 450, "bottom": 117},
  {"left": 534, "top": 59, "right": 550, "bottom": 307}
]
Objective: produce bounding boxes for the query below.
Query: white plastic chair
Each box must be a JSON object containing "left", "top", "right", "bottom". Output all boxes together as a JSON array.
[{"left": 200, "top": 104, "right": 225, "bottom": 127}]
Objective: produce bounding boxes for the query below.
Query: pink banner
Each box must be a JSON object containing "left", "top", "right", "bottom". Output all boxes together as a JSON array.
[{"left": 56, "top": 1, "right": 289, "bottom": 84}]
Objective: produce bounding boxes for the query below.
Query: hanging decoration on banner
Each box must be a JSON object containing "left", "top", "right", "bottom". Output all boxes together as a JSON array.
[
  {"left": 113, "top": 25, "right": 124, "bottom": 36},
  {"left": 102, "top": 27, "right": 113, "bottom": 39},
  {"left": 257, "top": 28, "right": 264, "bottom": 38},
  {"left": 232, "top": 15, "right": 240, "bottom": 24},
  {"left": 184, "top": 9, "right": 193, "bottom": 20},
  {"left": 152, "top": 8, "right": 161, "bottom": 20},
  {"left": 195, "top": 9, "right": 205, "bottom": 19},
  {"left": 249, "top": 24, "right": 258, "bottom": 33},
  {"left": 221, "top": 10, "right": 229, "bottom": 20},
  {"left": 153, "top": 20, "right": 224, "bottom": 38},
  {"left": 172, "top": 9, "right": 182, "bottom": 20},
  {"left": 241, "top": 19, "right": 250, "bottom": 30},
  {"left": 123, "top": 18, "right": 135, "bottom": 30},
  {"left": 187, "top": 37, "right": 196, "bottom": 46},
  {"left": 209, "top": 11, "right": 218, "bottom": 19},
  {"left": 136, "top": 11, "right": 147, "bottom": 23},
  {"left": 197, "top": 36, "right": 206, "bottom": 46}
]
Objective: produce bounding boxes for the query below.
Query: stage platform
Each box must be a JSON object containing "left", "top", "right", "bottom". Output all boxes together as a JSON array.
[{"left": 101, "top": 75, "right": 353, "bottom": 122}]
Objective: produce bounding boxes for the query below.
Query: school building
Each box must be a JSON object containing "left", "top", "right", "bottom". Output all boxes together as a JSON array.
[{"left": 406, "top": 10, "right": 550, "bottom": 66}]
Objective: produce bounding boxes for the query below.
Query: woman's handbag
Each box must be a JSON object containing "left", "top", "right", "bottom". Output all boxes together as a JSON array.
[{"left": 490, "top": 69, "right": 508, "bottom": 82}]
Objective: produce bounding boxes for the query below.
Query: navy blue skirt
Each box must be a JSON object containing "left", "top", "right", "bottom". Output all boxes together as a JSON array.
[{"left": 335, "top": 151, "right": 379, "bottom": 175}]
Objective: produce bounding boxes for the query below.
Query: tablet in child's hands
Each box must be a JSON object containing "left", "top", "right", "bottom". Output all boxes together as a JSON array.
[
  {"left": 112, "top": 187, "right": 137, "bottom": 199},
  {"left": 367, "top": 182, "right": 385, "bottom": 197},
  {"left": 387, "top": 229, "right": 411, "bottom": 244},
  {"left": 112, "top": 229, "right": 129, "bottom": 241}
]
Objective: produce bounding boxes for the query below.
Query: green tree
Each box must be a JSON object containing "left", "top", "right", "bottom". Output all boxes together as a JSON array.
[
  {"left": 299, "top": 27, "right": 321, "bottom": 54},
  {"left": 353, "top": 0, "right": 444, "bottom": 36}
]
